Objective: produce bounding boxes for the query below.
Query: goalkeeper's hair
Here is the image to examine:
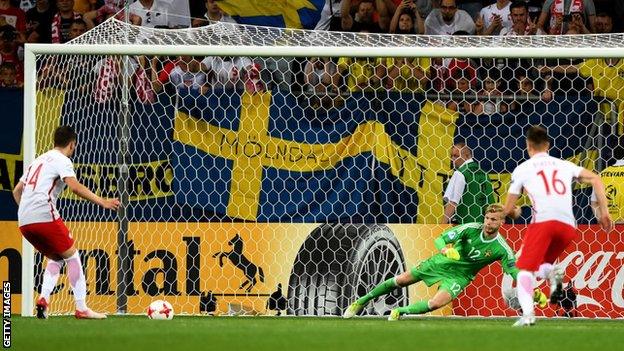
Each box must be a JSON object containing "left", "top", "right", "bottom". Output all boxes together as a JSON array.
[{"left": 485, "top": 203, "right": 504, "bottom": 216}]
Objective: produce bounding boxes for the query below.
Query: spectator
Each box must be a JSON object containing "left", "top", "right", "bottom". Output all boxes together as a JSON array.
[
  {"left": 537, "top": 0, "right": 596, "bottom": 35},
  {"left": 315, "top": 0, "right": 343, "bottom": 31},
  {"left": 540, "top": 58, "right": 622, "bottom": 103},
  {"left": 191, "top": 0, "right": 235, "bottom": 27},
  {"left": 384, "top": 0, "right": 433, "bottom": 20},
  {"left": 425, "top": 0, "right": 475, "bottom": 35},
  {"left": 566, "top": 10, "right": 591, "bottom": 34},
  {"left": 446, "top": 70, "right": 476, "bottom": 113},
  {"left": 499, "top": 1, "right": 542, "bottom": 36},
  {"left": 509, "top": 73, "right": 548, "bottom": 112},
  {"left": 0, "top": 61, "right": 20, "bottom": 87},
  {"left": 67, "top": 17, "right": 85, "bottom": 39},
  {"left": 445, "top": 56, "right": 477, "bottom": 90},
  {"left": 26, "top": 0, "right": 53, "bottom": 43},
  {"left": 341, "top": 0, "right": 388, "bottom": 32},
  {"left": 304, "top": 57, "right": 339, "bottom": 93},
  {"left": 593, "top": 12, "right": 612, "bottom": 33},
  {"left": 152, "top": 55, "right": 208, "bottom": 94},
  {"left": 592, "top": 136, "right": 624, "bottom": 224},
  {"left": 0, "top": 25, "right": 22, "bottom": 83},
  {"left": 456, "top": 0, "right": 483, "bottom": 20},
  {"left": 382, "top": 56, "right": 430, "bottom": 93},
  {"left": 83, "top": 1, "right": 127, "bottom": 29},
  {"left": 0, "top": 0, "right": 26, "bottom": 42},
  {"left": 442, "top": 142, "right": 495, "bottom": 224},
  {"left": 303, "top": 57, "right": 341, "bottom": 109},
  {"left": 474, "top": 73, "right": 507, "bottom": 115},
  {"left": 73, "top": 0, "right": 97, "bottom": 14},
  {"left": 51, "top": 0, "right": 81, "bottom": 44},
  {"left": 129, "top": 0, "right": 172, "bottom": 28},
  {"left": 475, "top": 0, "right": 511, "bottom": 36},
  {"left": 201, "top": 55, "right": 253, "bottom": 91},
  {"left": 337, "top": 56, "right": 382, "bottom": 92},
  {"left": 389, "top": 0, "right": 424, "bottom": 34}
]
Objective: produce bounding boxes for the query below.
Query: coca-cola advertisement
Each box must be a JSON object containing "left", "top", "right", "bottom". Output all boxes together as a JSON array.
[{"left": 454, "top": 224, "right": 624, "bottom": 318}]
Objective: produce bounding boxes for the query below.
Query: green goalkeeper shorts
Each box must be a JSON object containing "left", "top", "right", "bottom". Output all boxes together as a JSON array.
[{"left": 409, "top": 256, "right": 471, "bottom": 299}]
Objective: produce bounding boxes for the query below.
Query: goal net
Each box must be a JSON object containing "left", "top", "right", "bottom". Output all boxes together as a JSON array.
[{"left": 23, "top": 18, "right": 624, "bottom": 318}]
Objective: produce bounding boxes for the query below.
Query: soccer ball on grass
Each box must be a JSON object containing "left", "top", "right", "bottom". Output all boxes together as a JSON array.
[{"left": 147, "top": 300, "right": 174, "bottom": 320}]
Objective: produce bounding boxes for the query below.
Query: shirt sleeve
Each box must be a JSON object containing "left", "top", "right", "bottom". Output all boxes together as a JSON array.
[
  {"left": 438, "top": 224, "right": 467, "bottom": 245},
  {"left": 583, "top": 0, "right": 596, "bottom": 16},
  {"left": 499, "top": 242, "right": 519, "bottom": 280},
  {"left": 541, "top": 0, "right": 554, "bottom": 13},
  {"left": 57, "top": 157, "right": 76, "bottom": 180},
  {"left": 508, "top": 167, "right": 524, "bottom": 195},
  {"left": 566, "top": 161, "right": 584, "bottom": 178},
  {"left": 443, "top": 171, "right": 466, "bottom": 204}
]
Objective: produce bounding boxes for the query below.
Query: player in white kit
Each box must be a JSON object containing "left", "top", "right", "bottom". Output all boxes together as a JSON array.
[
  {"left": 13, "top": 126, "right": 120, "bottom": 319},
  {"left": 503, "top": 125, "right": 613, "bottom": 327}
]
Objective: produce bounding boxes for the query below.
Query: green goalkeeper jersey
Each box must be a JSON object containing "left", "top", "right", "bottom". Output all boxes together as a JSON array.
[{"left": 433, "top": 222, "right": 518, "bottom": 280}]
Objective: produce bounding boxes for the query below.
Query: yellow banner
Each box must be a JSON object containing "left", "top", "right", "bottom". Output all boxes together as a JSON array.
[{"left": 0, "top": 221, "right": 451, "bottom": 316}]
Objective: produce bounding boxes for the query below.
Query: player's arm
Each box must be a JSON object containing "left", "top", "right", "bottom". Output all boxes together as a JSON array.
[
  {"left": 12, "top": 181, "right": 24, "bottom": 205},
  {"left": 434, "top": 226, "right": 462, "bottom": 260},
  {"left": 64, "top": 177, "right": 120, "bottom": 210},
  {"left": 503, "top": 169, "right": 523, "bottom": 219},
  {"left": 576, "top": 168, "right": 614, "bottom": 232},
  {"left": 442, "top": 171, "right": 465, "bottom": 224},
  {"left": 503, "top": 194, "right": 522, "bottom": 220}
]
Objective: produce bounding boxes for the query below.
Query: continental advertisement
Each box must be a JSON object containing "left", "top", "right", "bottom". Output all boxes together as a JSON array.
[
  {"left": 1, "top": 222, "right": 450, "bottom": 316},
  {"left": 2, "top": 222, "right": 624, "bottom": 317}
]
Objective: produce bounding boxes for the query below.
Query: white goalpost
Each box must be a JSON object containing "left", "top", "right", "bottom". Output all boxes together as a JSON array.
[{"left": 22, "top": 18, "right": 624, "bottom": 318}]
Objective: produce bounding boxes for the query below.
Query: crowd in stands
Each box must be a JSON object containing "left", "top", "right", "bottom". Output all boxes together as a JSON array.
[{"left": 0, "top": 0, "right": 622, "bottom": 117}]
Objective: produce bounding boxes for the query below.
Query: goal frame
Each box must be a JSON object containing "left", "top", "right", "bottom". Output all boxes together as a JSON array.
[{"left": 22, "top": 40, "right": 624, "bottom": 317}]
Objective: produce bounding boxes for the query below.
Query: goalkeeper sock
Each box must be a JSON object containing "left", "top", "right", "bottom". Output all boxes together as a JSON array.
[
  {"left": 536, "top": 263, "right": 553, "bottom": 280},
  {"left": 65, "top": 252, "right": 88, "bottom": 311},
  {"left": 357, "top": 278, "right": 399, "bottom": 305},
  {"left": 516, "top": 270, "right": 535, "bottom": 317},
  {"left": 41, "top": 259, "right": 63, "bottom": 301},
  {"left": 396, "top": 301, "right": 431, "bottom": 315}
]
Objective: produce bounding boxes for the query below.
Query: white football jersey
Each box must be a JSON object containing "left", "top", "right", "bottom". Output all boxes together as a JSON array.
[
  {"left": 18, "top": 149, "right": 76, "bottom": 226},
  {"left": 508, "top": 152, "right": 583, "bottom": 227}
]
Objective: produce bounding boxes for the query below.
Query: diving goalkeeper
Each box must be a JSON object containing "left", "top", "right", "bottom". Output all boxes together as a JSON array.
[{"left": 343, "top": 204, "right": 547, "bottom": 321}]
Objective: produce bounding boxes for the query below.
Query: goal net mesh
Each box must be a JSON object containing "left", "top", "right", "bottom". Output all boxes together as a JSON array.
[{"left": 29, "top": 18, "right": 623, "bottom": 318}]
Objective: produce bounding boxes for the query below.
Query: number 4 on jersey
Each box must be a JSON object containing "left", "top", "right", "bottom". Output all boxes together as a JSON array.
[
  {"left": 537, "top": 169, "right": 567, "bottom": 195},
  {"left": 27, "top": 164, "right": 43, "bottom": 190}
]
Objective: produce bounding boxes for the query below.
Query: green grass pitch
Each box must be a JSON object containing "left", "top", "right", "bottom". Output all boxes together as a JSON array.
[{"left": 9, "top": 315, "right": 624, "bottom": 351}]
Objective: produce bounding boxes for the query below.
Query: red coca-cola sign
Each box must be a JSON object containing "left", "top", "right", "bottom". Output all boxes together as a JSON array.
[{"left": 453, "top": 224, "right": 624, "bottom": 318}]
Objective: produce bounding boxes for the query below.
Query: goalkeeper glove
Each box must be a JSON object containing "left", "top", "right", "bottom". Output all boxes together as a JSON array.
[
  {"left": 533, "top": 288, "right": 548, "bottom": 308},
  {"left": 441, "top": 247, "right": 460, "bottom": 260}
]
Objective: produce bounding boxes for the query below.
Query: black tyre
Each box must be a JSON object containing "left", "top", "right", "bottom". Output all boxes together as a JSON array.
[{"left": 287, "top": 224, "right": 408, "bottom": 316}]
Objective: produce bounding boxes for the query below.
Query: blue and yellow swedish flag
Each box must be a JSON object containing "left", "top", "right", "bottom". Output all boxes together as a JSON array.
[
  {"left": 172, "top": 90, "right": 457, "bottom": 223},
  {"left": 216, "top": 0, "right": 324, "bottom": 29}
]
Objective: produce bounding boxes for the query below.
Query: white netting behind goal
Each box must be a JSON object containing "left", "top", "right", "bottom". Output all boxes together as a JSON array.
[{"left": 27, "top": 18, "right": 624, "bottom": 318}]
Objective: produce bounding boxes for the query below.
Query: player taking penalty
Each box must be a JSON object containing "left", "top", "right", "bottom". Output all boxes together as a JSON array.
[
  {"left": 343, "top": 204, "right": 547, "bottom": 321},
  {"left": 503, "top": 125, "right": 614, "bottom": 327},
  {"left": 13, "top": 126, "right": 120, "bottom": 319}
]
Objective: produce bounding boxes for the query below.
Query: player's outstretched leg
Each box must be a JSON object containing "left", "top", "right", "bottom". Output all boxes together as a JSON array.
[
  {"left": 64, "top": 251, "right": 106, "bottom": 319},
  {"left": 343, "top": 278, "right": 400, "bottom": 318},
  {"left": 388, "top": 301, "right": 431, "bottom": 321},
  {"left": 388, "top": 289, "right": 452, "bottom": 321}
]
